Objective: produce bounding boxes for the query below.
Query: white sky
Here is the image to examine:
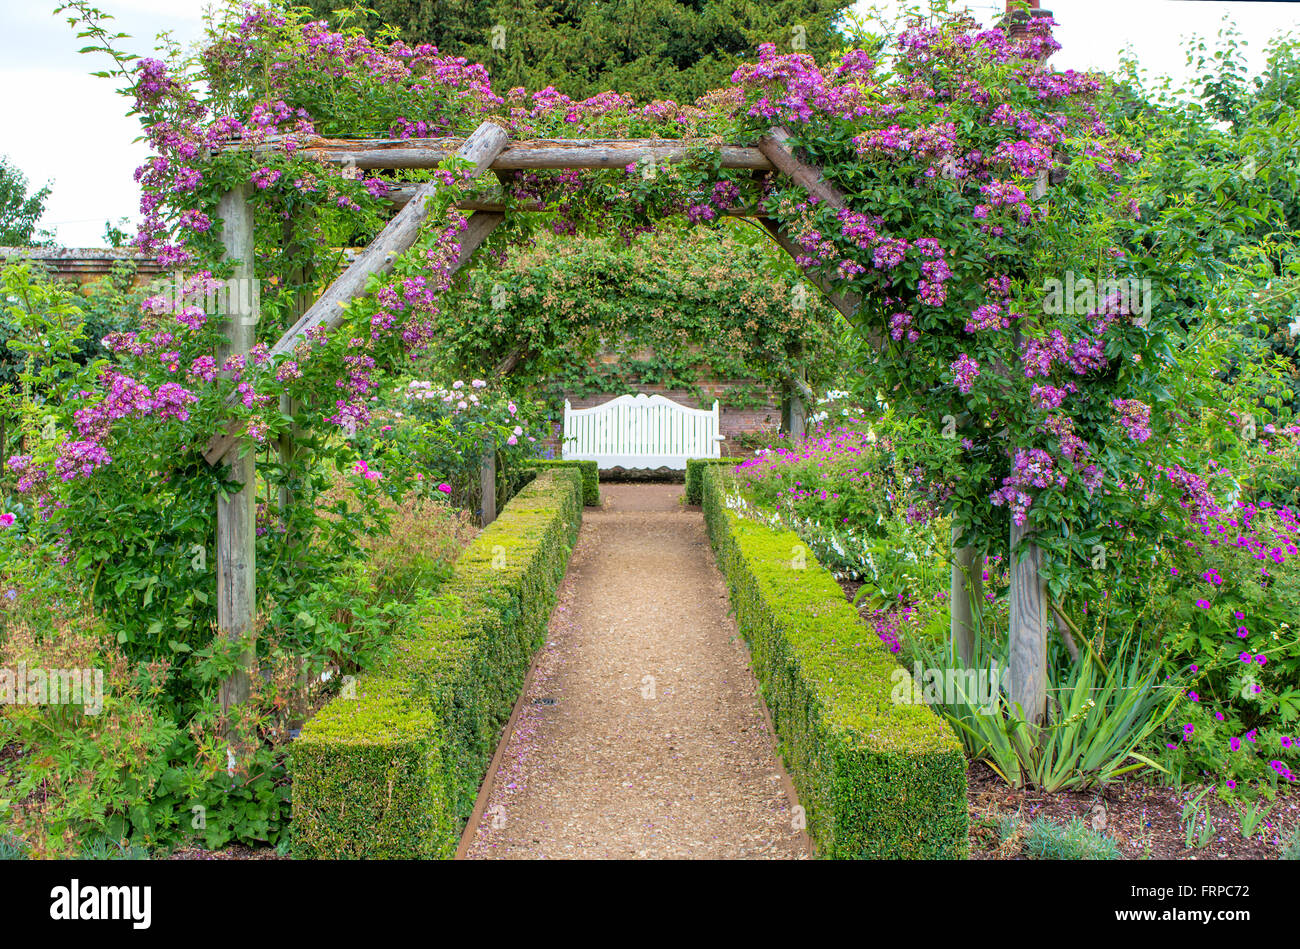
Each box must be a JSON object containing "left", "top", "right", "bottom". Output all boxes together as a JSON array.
[{"left": 0, "top": 0, "right": 1297, "bottom": 247}]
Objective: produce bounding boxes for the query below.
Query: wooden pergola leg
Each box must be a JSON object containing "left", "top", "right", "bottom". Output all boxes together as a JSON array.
[
  {"left": 950, "top": 530, "right": 983, "bottom": 664},
  {"left": 215, "top": 184, "right": 257, "bottom": 725},
  {"left": 1009, "top": 519, "right": 1048, "bottom": 723}
]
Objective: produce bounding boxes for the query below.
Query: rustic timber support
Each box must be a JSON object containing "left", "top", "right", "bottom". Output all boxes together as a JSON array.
[
  {"left": 1007, "top": 175, "right": 1054, "bottom": 722},
  {"left": 750, "top": 131, "right": 881, "bottom": 343},
  {"left": 781, "top": 363, "right": 814, "bottom": 437},
  {"left": 202, "top": 121, "right": 511, "bottom": 465},
  {"left": 950, "top": 530, "right": 984, "bottom": 664},
  {"left": 389, "top": 188, "right": 760, "bottom": 217},
  {"left": 219, "top": 135, "right": 773, "bottom": 172},
  {"left": 1008, "top": 518, "right": 1049, "bottom": 723},
  {"left": 759, "top": 218, "right": 862, "bottom": 325},
  {"left": 214, "top": 185, "right": 257, "bottom": 723},
  {"left": 757, "top": 126, "right": 850, "bottom": 207},
  {"left": 479, "top": 439, "right": 497, "bottom": 525},
  {"left": 782, "top": 384, "right": 809, "bottom": 437}
]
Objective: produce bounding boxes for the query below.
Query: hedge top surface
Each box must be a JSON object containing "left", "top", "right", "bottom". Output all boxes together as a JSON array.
[
  {"left": 714, "top": 472, "right": 962, "bottom": 756},
  {"left": 294, "top": 675, "right": 435, "bottom": 747}
]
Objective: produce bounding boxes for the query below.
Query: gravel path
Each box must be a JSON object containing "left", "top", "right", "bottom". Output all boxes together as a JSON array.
[{"left": 464, "top": 483, "right": 809, "bottom": 859}]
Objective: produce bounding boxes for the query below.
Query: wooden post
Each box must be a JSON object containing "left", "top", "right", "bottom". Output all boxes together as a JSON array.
[
  {"left": 782, "top": 384, "right": 808, "bottom": 437},
  {"left": 1005, "top": 166, "right": 1054, "bottom": 722},
  {"left": 781, "top": 364, "right": 812, "bottom": 438},
  {"left": 215, "top": 185, "right": 257, "bottom": 720},
  {"left": 1008, "top": 518, "right": 1048, "bottom": 723},
  {"left": 480, "top": 439, "right": 496, "bottom": 525},
  {"left": 950, "top": 527, "right": 983, "bottom": 664}
]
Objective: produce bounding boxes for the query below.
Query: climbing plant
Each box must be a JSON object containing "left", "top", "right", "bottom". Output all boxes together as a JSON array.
[{"left": 431, "top": 222, "right": 842, "bottom": 410}]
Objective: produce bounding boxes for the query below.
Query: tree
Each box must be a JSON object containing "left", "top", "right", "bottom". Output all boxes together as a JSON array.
[
  {"left": 0, "top": 156, "right": 52, "bottom": 246},
  {"left": 303, "top": 0, "right": 852, "bottom": 102}
]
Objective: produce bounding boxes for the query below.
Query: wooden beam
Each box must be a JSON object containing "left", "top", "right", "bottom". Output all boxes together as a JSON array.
[
  {"left": 756, "top": 127, "right": 865, "bottom": 326},
  {"left": 218, "top": 135, "right": 773, "bottom": 172},
  {"left": 270, "top": 123, "right": 509, "bottom": 361},
  {"left": 214, "top": 184, "right": 257, "bottom": 723},
  {"left": 203, "top": 211, "right": 502, "bottom": 464},
  {"left": 759, "top": 217, "right": 862, "bottom": 328},
  {"left": 266, "top": 210, "right": 503, "bottom": 369},
  {"left": 757, "top": 127, "right": 850, "bottom": 209},
  {"left": 201, "top": 121, "right": 510, "bottom": 466}
]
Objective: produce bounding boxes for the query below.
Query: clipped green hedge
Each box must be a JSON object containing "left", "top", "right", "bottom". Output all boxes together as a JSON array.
[
  {"left": 701, "top": 466, "right": 968, "bottom": 859},
  {"left": 292, "top": 468, "right": 583, "bottom": 858},
  {"left": 521, "top": 458, "right": 599, "bottom": 506},
  {"left": 685, "top": 456, "right": 744, "bottom": 505}
]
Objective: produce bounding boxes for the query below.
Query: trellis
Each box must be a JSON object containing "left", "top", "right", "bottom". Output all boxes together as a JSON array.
[{"left": 202, "top": 121, "right": 1048, "bottom": 726}]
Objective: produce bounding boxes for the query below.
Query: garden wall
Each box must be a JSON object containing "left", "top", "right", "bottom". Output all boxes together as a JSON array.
[
  {"left": 700, "top": 465, "right": 969, "bottom": 858},
  {"left": 291, "top": 468, "right": 583, "bottom": 858},
  {"left": 0, "top": 247, "right": 166, "bottom": 285}
]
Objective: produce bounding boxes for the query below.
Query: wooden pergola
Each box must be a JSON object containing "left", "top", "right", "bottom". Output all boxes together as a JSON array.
[
  {"left": 203, "top": 122, "right": 861, "bottom": 712},
  {"left": 205, "top": 120, "right": 1047, "bottom": 731}
]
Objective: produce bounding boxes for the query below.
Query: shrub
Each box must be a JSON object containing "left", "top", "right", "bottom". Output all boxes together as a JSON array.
[
  {"left": 291, "top": 468, "right": 583, "bottom": 858},
  {"left": 685, "top": 457, "right": 744, "bottom": 506},
  {"left": 701, "top": 465, "right": 967, "bottom": 858},
  {"left": 520, "top": 459, "right": 600, "bottom": 506},
  {"left": 912, "top": 633, "right": 1179, "bottom": 793},
  {"left": 359, "top": 492, "right": 476, "bottom": 601}
]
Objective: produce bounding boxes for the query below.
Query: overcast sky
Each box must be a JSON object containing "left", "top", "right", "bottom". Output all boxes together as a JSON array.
[{"left": 1, "top": 0, "right": 1297, "bottom": 247}]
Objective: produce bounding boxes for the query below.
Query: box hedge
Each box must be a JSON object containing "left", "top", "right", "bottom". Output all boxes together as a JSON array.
[
  {"left": 291, "top": 468, "right": 583, "bottom": 858},
  {"left": 684, "top": 456, "right": 744, "bottom": 505},
  {"left": 519, "top": 459, "right": 599, "bottom": 506},
  {"left": 701, "top": 465, "right": 968, "bottom": 858}
]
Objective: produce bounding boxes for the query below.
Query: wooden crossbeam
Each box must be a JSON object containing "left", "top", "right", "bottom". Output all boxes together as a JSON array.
[
  {"left": 219, "top": 135, "right": 773, "bottom": 171},
  {"left": 755, "top": 128, "right": 898, "bottom": 350},
  {"left": 387, "top": 188, "right": 761, "bottom": 217},
  {"left": 201, "top": 121, "right": 510, "bottom": 465}
]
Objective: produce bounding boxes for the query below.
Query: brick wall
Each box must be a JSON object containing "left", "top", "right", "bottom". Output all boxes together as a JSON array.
[{"left": 0, "top": 247, "right": 166, "bottom": 286}]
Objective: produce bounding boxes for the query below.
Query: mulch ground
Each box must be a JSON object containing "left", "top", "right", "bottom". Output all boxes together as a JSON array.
[
  {"left": 968, "top": 761, "right": 1298, "bottom": 859},
  {"left": 169, "top": 844, "right": 284, "bottom": 860}
]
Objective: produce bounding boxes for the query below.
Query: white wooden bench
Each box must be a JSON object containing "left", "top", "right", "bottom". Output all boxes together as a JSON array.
[{"left": 562, "top": 394, "right": 725, "bottom": 469}]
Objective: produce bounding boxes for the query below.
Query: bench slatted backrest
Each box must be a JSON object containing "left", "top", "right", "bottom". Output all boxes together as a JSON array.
[{"left": 562, "top": 394, "right": 722, "bottom": 469}]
